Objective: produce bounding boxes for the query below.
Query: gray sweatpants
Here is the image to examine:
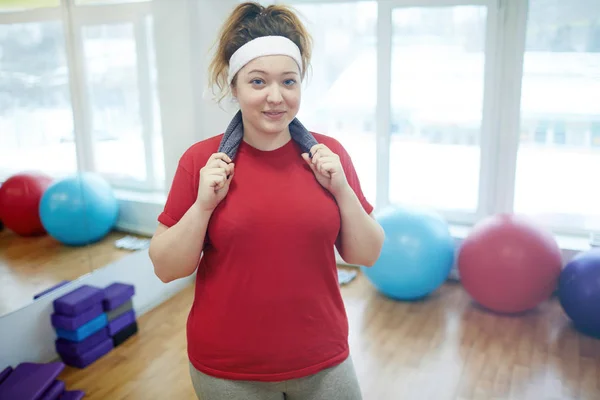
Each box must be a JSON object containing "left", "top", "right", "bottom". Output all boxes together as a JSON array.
[{"left": 189, "top": 356, "right": 363, "bottom": 400}]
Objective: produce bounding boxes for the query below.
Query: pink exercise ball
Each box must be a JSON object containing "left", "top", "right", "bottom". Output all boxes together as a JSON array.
[{"left": 457, "top": 213, "right": 562, "bottom": 314}]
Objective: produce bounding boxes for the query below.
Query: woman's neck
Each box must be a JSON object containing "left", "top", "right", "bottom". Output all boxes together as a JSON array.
[{"left": 242, "top": 119, "right": 292, "bottom": 151}]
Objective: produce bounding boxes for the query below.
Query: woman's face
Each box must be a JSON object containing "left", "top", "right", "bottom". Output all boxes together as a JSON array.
[{"left": 232, "top": 55, "right": 301, "bottom": 137}]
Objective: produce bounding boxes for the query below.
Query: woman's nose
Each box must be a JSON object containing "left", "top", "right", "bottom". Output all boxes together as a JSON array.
[{"left": 266, "top": 84, "right": 283, "bottom": 103}]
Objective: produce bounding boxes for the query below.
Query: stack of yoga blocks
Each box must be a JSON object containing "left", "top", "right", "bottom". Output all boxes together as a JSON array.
[
  {"left": 103, "top": 282, "right": 138, "bottom": 348},
  {"left": 51, "top": 282, "right": 137, "bottom": 369},
  {"left": 0, "top": 361, "right": 84, "bottom": 399}
]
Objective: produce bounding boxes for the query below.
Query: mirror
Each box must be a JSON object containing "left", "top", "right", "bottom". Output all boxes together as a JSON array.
[
  {"left": 0, "top": 12, "right": 157, "bottom": 317},
  {"left": 0, "top": 171, "right": 149, "bottom": 316}
]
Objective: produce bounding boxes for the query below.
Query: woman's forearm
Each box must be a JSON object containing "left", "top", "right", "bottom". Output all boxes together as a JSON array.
[
  {"left": 335, "top": 186, "right": 384, "bottom": 267},
  {"left": 149, "top": 203, "right": 212, "bottom": 283}
]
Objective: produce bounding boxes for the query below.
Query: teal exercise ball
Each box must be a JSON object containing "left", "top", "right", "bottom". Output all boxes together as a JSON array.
[
  {"left": 39, "top": 173, "right": 119, "bottom": 246},
  {"left": 361, "top": 205, "right": 456, "bottom": 300}
]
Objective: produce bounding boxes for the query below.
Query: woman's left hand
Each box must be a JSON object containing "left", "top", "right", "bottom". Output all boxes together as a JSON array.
[{"left": 302, "top": 144, "right": 349, "bottom": 198}]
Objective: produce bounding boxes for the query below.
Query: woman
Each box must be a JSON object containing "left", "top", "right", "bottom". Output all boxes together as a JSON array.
[{"left": 149, "top": 2, "right": 384, "bottom": 399}]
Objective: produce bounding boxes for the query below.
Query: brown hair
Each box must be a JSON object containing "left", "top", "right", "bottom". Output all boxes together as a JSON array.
[{"left": 208, "top": 2, "right": 313, "bottom": 103}]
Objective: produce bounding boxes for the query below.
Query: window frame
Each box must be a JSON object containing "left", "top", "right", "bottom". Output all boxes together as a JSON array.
[
  {"left": 0, "top": 0, "right": 161, "bottom": 192},
  {"left": 287, "top": 0, "right": 506, "bottom": 226},
  {"left": 66, "top": 0, "right": 159, "bottom": 191},
  {"left": 377, "top": 0, "right": 502, "bottom": 226},
  {"left": 4, "top": 0, "right": 596, "bottom": 236},
  {"left": 284, "top": 0, "right": 596, "bottom": 237}
]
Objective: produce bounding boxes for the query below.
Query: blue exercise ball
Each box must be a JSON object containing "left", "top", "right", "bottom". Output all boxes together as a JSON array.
[
  {"left": 558, "top": 248, "right": 600, "bottom": 338},
  {"left": 39, "top": 173, "right": 119, "bottom": 246},
  {"left": 361, "top": 205, "right": 456, "bottom": 300}
]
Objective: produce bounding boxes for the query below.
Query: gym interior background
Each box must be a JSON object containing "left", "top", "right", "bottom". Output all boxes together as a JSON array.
[{"left": 1, "top": 0, "right": 599, "bottom": 399}]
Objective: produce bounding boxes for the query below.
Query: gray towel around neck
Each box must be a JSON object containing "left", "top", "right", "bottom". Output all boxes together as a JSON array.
[{"left": 218, "top": 110, "right": 318, "bottom": 160}]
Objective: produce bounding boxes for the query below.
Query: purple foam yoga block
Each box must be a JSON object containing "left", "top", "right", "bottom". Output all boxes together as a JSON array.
[
  {"left": 0, "top": 362, "right": 64, "bottom": 400},
  {"left": 55, "top": 327, "right": 109, "bottom": 357},
  {"left": 38, "top": 379, "right": 65, "bottom": 400},
  {"left": 51, "top": 304, "right": 104, "bottom": 331},
  {"left": 53, "top": 285, "right": 104, "bottom": 316},
  {"left": 107, "top": 310, "right": 136, "bottom": 336},
  {"left": 61, "top": 390, "right": 85, "bottom": 400},
  {"left": 0, "top": 366, "right": 12, "bottom": 386},
  {"left": 102, "top": 283, "right": 135, "bottom": 311},
  {"left": 59, "top": 338, "right": 113, "bottom": 369}
]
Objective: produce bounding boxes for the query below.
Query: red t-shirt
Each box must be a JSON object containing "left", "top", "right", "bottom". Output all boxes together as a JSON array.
[{"left": 157, "top": 132, "right": 373, "bottom": 382}]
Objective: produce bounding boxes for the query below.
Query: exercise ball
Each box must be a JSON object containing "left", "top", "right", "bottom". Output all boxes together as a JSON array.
[
  {"left": 361, "top": 205, "right": 455, "bottom": 300},
  {"left": 558, "top": 249, "right": 600, "bottom": 338},
  {"left": 0, "top": 172, "right": 53, "bottom": 236},
  {"left": 457, "top": 213, "right": 562, "bottom": 314},
  {"left": 39, "top": 173, "right": 119, "bottom": 246}
]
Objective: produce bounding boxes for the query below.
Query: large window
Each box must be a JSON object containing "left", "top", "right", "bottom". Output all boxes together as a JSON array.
[
  {"left": 284, "top": 0, "right": 598, "bottom": 236},
  {"left": 81, "top": 19, "right": 162, "bottom": 188},
  {"left": 0, "top": 0, "right": 163, "bottom": 191},
  {"left": 388, "top": 5, "right": 488, "bottom": 213},
  {"left": 0, "top": 21, "right": 77, "bottom": 178},
  {"left": 0, "top": 1, "right": 60, "bottom": 10},
  {"left": 5, "top": 0, "right": 599, "bottom": 236},
  {"left": 76, "top": 0, "right": 148, "bottom": 4},
  {"left": 514, "top": 0, "right": 600, "bottom": 233},
  {"left": 288, "top": 0, "right": 494, "bottom": 223},
  {"left": 292, "top": 1, "right": 378, "bottom": 204}
]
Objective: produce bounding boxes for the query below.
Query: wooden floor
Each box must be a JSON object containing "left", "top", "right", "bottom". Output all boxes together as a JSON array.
[
  {"left": 58, "top": 268, "right": 600, "bottom": 400},
  {"left": 0, "top": 230, "right": 141, "bottom": 315}
]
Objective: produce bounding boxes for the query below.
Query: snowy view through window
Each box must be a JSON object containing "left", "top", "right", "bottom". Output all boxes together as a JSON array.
[{"left": 0, "top": 0, "right": 598, "bottom": 231}]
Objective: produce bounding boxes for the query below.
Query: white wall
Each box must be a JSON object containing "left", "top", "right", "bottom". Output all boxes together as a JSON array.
[
  {"left": 0, "top": 249, "right": 194, "bottom": 367},
  {"left": 112, "top": 0, "right": 239, "bottom": 235},
  {"left": 114, "top": 190, "right": 165, "bottom": 236},
  {"left": 153, "top": 0, "right": 237, "bottom": 189}
]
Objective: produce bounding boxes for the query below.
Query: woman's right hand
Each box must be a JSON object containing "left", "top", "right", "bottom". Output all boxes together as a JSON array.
[{"left": 195, "top": 152, "right": 235, "bottom": 212}]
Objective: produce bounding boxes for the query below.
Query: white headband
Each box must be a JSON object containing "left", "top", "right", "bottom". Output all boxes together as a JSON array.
[{"left": 227, "top": 36, "right": 303, "bottom": 85}]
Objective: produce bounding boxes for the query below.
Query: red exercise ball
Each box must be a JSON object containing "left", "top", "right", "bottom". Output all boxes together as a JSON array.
[
  {"left": 0, "top": 172, "right": 53, "bottom": 236},
  {"left": 457, "top": 213, "right": 562, "bottom": 314}
]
